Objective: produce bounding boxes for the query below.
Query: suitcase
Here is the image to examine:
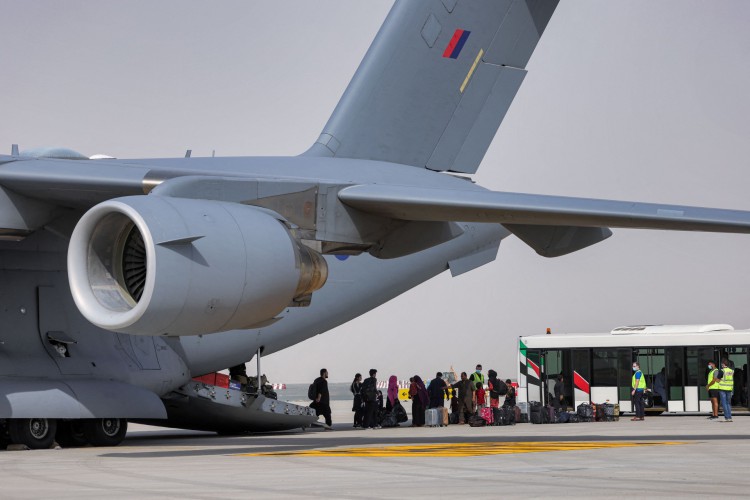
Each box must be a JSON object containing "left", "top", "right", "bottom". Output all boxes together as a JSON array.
[
  {"left": 479, "top": 407, "right": 494, "bottom": 425},
  {"left": 530, "top": 401, "right": 544, "bottom": 424},
  {"left": 440, "top": 407, "right": 449, "bottom": 426},
  {"left": 513, "top": 406, "right": 522, "bottom": 424},
  {"left": 577, "top": 403, "right": 594, "bottom": 422},
  {"left": 545, "top": 404, "right": 556, "bottom": 423},
  {"left": 600, "top": 403, "right": 615, "bottom": 422},
  {"left": 425, "top": 408, "right": 440, "bottom": 427},
  {"left": 492, "top": 407, "right": 503, "bottom": 425}
]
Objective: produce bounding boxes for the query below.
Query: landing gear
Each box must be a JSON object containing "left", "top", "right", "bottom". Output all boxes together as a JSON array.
[
  {"left": 83, "top": 418, "right": 127, "bottom": 447},
  {"left": 55, "top": 420, "right": 88, "bottom": 448},
  {"left": 8, "top": 418, "right": 57, "bottom": 449}
]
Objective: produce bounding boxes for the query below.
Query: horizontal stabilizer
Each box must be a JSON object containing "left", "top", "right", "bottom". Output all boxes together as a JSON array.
[{"left": 339, "top": 184, "right": 750, "bottom": 234}]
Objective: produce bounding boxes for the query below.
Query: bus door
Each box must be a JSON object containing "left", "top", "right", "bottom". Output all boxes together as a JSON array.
[
  {"left": 634, "top": 348, "right": 666, "bottom": 412},
  {"left": 572, "top": 349, "right": 591, "bottom": 408},
  {"left": 525, "top": 349, "right": 543, "bottom": 404},
  {"left": 665, "top": 347, "right": 685, "bottom": 412},
  {"left": 721, "top": 346, "right": 748, "bottom": 408},
  {"left": 544, "top": 349, "right": 573, "bottom": 410},
  {"left": 617, "top": 349, "right": 633, "bottom": 412},
  {"left": 591, "top": 348, "right": 618, "bottom": 407},
  {"left": 686, "top": 347, "right": 714, "bottom": 412}
]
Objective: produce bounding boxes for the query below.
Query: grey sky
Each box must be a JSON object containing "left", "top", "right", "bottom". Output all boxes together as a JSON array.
[{"left": 2, "top": 1, "right": 749, "bottom": 383}]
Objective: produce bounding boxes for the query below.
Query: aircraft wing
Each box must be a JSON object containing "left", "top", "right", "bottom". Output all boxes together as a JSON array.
[{"left": 339, "top": 184, "right": 750, "bottom": 256}]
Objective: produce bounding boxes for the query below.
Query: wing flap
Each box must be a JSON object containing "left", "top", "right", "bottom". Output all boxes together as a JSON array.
[{"left": 338, "top": 184, "right": 750, "bottom": 234}]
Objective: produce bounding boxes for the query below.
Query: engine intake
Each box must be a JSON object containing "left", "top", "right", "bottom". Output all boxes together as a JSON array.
[{"left": 68, "top": 196, "right": 327, "bottom": 336}]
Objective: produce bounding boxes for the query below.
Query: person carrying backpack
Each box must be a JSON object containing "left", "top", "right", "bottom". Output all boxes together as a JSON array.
[
  {"left": 487, "top": 370, "right": 507, "bottom": 408},
  {"left": 361, "top": 368, "right": 379, "bottom": 429}
]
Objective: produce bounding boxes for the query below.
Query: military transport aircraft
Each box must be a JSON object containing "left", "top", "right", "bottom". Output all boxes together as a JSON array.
[{"left": 2, "top": 0, "right": 750, "bottom": 448}]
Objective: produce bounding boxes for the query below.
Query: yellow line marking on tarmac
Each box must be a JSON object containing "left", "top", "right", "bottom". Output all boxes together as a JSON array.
[
  {"left": 460, "top": 48, "right": 484, "bottom": 93},
  {"left": 239, "top": 441, "right": 686, "bottom": 458}
]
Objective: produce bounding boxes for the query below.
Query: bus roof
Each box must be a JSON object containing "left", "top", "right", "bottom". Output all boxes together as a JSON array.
[{"left": 519, "top": 324, "right": 749, "bottom": 349}]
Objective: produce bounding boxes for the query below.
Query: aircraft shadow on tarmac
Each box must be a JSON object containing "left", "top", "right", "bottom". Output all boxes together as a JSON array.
[{"left": 101, "top": 428, "right": 750, "bottom": 459}]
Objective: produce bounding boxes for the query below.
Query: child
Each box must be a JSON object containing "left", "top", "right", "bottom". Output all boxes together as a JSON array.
[{"left": 475, "top": 381, "right": 486, "bottom": 409}]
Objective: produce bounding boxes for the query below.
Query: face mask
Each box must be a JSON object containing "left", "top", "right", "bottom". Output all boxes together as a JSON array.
[
  {"left": 708, "top": 364, "right": 714, "bottom": 369},
  {"left": 632, "top": 366, "right": 638, "bottom": 372}
]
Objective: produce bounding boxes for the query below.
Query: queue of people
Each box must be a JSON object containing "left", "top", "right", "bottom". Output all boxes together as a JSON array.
[{"left": 319, "top": 364, "right": 515, "bottom": 429}]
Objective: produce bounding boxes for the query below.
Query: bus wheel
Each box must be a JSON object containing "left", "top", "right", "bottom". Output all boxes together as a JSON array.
[
  {"left": 56, "top": 420, "right": 88, "bottom": 448},
  {"left": 83, "top": 418, "right": 127, "bottom": 447},
  {"left": 9, "top": 418, "right": 57, "bottom": 449}
]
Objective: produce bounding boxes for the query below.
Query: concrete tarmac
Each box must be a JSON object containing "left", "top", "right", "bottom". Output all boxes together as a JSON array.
[{"left": 1, "top": 401, "right": 748, "bottom": 499}]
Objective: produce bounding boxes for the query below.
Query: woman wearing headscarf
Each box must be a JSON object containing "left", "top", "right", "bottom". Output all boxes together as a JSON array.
[
  {"left": 410, "top": 375, "right": 429, "bottom": 427},
  {"left": 386, "top": 375, "right": 399, "bottom": 412}
]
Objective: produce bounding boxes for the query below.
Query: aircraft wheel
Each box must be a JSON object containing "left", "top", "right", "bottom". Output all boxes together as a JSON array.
[
  {"left": 55, "top": 420, "right": 88, "bottom": 448},
  {"left": 8, "top": 418, "right": 57, "bottom": 449},
  {"left": 83, "top": 418, "right": 127, "bottom": 447}
]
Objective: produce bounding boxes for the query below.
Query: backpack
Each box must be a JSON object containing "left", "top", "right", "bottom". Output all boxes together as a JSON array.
[
  {"left": 489, "top": 378, "right": 507, "bottom": 398},
  {"left": 308, "top": 382, "right": 317, "bottom": 401},
  {"left": 362, "top": 378, "right": 377, "bottom": 402}
]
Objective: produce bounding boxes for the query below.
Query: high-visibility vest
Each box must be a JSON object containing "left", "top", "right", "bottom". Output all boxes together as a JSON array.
[
  {"left": 719, "top": 367, "right": 734, "bottom": 391},
  {"left": 470, "top": 372, "right": 485, "bottom": 386},
  {"left": 707, "top": 369, "right": 720, "bottom": 390},
  {"left": 632, "top": 370, "right": 646, "bottom": 390}
]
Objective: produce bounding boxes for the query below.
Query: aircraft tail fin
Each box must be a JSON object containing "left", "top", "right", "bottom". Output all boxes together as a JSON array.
[{"left": 305, "top": 0, "right": 559, "bottom": 174}]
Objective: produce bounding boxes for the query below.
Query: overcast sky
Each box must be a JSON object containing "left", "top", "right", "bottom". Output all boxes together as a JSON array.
[{"left": 2, "top": 1, "right": 750, "bottom": 383}]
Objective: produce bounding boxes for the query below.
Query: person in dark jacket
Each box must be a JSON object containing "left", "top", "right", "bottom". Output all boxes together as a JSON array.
[
  {"left": 451, "top": 372, "right": 475, "bottom": 424},
  {"left": 428, "top": 372, "right": 448, "bottom": 408},
  {"left": 553, "top": 374, "right": 566, "bottom": 411},
  {"left": 504, "top": 379, "right": 516, "bottom": 407},
  {"left": 410, "top": 375, "right": 429, "bottom": 427},
  {"left": 312, "top": 368, "right": 332, "bottom": 428},
  {"left": 362, "top": 368, "right": 379, "bottom": 429},
  {"left": 350, "top": 373, "right": 363, "bottom": 428}
]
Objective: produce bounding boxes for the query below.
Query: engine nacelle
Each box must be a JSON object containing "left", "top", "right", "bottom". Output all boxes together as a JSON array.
[{"left": 68, "top": 196, "right": 327, "bottom": 336}]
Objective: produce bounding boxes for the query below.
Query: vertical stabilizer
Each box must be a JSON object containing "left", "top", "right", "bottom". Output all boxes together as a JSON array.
[{"left": 305, "top": 0, "right": 559, "bottom": 174}]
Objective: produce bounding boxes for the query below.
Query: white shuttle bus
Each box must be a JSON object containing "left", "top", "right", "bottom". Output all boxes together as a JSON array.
[{"left": 517, "top": 325, "right": 749, "bottom": 414}]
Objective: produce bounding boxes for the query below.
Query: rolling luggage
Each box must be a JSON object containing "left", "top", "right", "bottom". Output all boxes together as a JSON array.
[
  {"left": 479, "top": 407, "right": 494, "bottom": 425},
  {"left": 513, "top": 405, "right": 522, "bottom": 424},
  {"left": 440, "top": 407, "right": 450, "bottom": 426},
  {"left": 546, "top": 404, "right": 556, "bottom": 424},
  {"left": 425, "top": 408, "right": 440, "bottom": 427},
  {"left": 577, "top": 403, "right": 594, "bottom": 422},
  {"left": 530, "top": 401, "right": 544, "bottom": 424}
]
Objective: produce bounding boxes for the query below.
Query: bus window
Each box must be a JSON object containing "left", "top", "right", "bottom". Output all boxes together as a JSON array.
[
  {"left": 723, "top": 346, "right": 748, "bottom": 407},
  {"left": 666, "top": 347, "right": 685, "bottom": 401},
  {"left": 593, "top": 349, "right": 618, "bottom": 386}
]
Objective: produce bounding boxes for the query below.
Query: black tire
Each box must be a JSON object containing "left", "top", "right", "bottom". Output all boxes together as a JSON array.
[
  {"left": 8, "top": 418, "right": 57, "bottom": 449},
  {"left": 55, "top": 420, "right": 88, "bottom": 448},
  {"left": 83, "top": 418, "right": 127, "bottom": 447}
]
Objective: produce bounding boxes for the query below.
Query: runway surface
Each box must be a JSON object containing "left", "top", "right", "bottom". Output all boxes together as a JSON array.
[{"left": 1, "top": 401, "right": 748, "bottom": 499}]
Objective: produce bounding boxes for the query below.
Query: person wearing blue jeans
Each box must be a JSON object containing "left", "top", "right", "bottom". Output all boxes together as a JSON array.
[{"left": 718, "top": 359, "right": 734, "bottom": 422}]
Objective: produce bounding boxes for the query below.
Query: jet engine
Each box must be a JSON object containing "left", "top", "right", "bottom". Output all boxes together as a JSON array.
[{"left": 68, "top": 196, "right": 327, "bottom": 336}]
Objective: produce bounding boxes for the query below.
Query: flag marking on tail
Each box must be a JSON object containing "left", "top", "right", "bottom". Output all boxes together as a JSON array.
[{"left": 443, "top": 29, "right": 471, "bottom": 59}]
